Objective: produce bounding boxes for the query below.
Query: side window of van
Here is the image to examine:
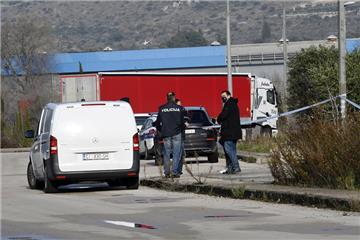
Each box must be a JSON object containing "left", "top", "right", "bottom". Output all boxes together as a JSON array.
[
  {"left": 38, "top": 110, "right": 47, "bottom": 135},
  {"left": 43, "top": 109, "right": 53, "bottom": 133}
]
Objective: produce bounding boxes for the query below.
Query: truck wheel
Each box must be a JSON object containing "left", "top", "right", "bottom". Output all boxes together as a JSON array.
[
  {"left": 27, "top": 161, "right": 44, "bottom": 190},
  {"left": 208, "top": 150, "right": 219, "bottom": 163},
  {"left": 260, "top": 126, "right": 272, "bottom": 137},
  {"left": 43, "top": 166, "right": 59, "bottom": 193},
  {"left": 126, "top": 177, "right": 139, "bottom": 190}
]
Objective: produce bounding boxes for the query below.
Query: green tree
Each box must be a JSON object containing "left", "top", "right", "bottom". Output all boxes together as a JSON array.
[
  {"left": 165, "top": 29, "right": 208, "bottom": 48},
  {"left": 288, "top": 46, "right": 360, "bottom": 112}
]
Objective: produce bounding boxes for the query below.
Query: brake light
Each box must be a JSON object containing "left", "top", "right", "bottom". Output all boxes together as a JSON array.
[
  {"left": 81, "top": 103, "right": 106, "bottom": 106},
  {"left": 133, "top": 133, "right": 140, "bottom": 151},
  {"left": 50, "top": 135, "right": 58, "bottom": 155}
]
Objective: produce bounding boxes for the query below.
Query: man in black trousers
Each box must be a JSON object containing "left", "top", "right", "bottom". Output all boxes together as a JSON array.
[{"left": 217, "top": 90, "right": 242, "bottom": 174}]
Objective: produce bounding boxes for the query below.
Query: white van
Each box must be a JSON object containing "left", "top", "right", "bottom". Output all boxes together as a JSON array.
[{"left": 25, "top": 101, "right": 140, "bottom": 193}]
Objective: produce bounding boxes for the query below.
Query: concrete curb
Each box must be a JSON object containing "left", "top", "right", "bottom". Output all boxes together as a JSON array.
[
  {"left": 1, "top": 148, "right": 30, "bottom": 153},
  {"left": 140, "top": 178, "right": 360, "bottom": 212},
  {"left": 218, "top": 147, "right": 270, "bottom": 164}
]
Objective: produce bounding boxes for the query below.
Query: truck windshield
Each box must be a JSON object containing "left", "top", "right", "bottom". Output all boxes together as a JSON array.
[
  {"left": 186, "top": 110, "right": 212, "bottom": 126},
  {"left": 267, "top": 89, "right": 276, "bottom": 105}
]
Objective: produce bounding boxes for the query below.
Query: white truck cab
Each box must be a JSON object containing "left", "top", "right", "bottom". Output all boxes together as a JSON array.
[
  {"left": 25, "top": 101, "right": 140, "bottom": 193},
  {"left": 251, "top": 76, "right": 278, "bottom": 136}
]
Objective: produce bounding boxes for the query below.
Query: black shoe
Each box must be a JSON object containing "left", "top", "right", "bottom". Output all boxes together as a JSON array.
[
  {"left": 164, "top": 174, "right": 171, "bottom": 178},
  {"left": 233, "top": 168, "right": 241, "bottom": 174},
  {"left": 172, "top": 174, "right": 181, "bottom": 178}
]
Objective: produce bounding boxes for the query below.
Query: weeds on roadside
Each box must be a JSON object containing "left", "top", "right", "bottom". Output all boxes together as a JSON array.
[
  {"left": 269, "top": 113, "right": 360, "bottom": 190},
  {"left": 184, "top": 152, "right": 213, "bottom": 185},
  {"left": 237, "top": 137, "right": 274, "bottom": 153}
]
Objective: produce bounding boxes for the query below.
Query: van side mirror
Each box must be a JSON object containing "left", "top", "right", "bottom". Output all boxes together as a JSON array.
[{"left": 24, "top": 130, "right": 35, "bottom": 138}]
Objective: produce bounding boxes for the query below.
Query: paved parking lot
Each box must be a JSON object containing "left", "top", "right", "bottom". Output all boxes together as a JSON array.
[{"left": 1, "top": 152, "right": 359, "bottom": 240}]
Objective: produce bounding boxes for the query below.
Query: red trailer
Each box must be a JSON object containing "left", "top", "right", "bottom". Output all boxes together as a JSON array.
[
  {"left": 98, "top": 72, "right": 251, "bottom": 120},
  {"left": 60, "top": 72, "right": 278, "bottom": 133}
]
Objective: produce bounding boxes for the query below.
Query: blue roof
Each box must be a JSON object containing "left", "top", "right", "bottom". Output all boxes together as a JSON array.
[
  {"left": 50, "top": 46, "right": 226, "bottom": 74},
  {"left": 2, "top": 39, "right": 359, "bottom": 75},
  {"left": 346, "top": 38, "right": 360, "bottom": 53}
]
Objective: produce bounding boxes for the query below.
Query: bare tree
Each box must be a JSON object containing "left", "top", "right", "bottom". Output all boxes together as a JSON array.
[
  {"left": 1, "top": 16, "right": 54, "bottom": 94},
  {"left": 1, "top": 16, "right": 56, "bottom": 147}
]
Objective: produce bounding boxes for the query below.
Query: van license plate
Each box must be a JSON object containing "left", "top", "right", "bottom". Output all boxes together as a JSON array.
[
  {"left": 83, "top": 153, "right": 109, "bottom": 160},
  {"left": 185, "top": 129, "right": 196, "bottom": 134}
]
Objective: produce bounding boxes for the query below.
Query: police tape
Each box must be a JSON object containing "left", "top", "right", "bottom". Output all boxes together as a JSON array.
[
  {"left": 340, "top": 95, "right": 360, "bottom": 110},
  {"left": 242, "top": 95, "right": 360, "bottom": 125}
]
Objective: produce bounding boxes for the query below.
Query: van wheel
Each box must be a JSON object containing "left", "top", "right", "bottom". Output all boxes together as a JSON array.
[
  {"left": 208, "top": 150, "right": 219, "bottom": 163},
  {"left": 27, "top": 161, "right": 44, "bottom": 190},
  {"left": 107, "top": 179, "right": 122, "bottom": 188},
  {"left": 126, "top": 177, "right": 139, "bottom": 190},
  {"left": 43, "top": 166, "right": 58, "bottom": 193}
]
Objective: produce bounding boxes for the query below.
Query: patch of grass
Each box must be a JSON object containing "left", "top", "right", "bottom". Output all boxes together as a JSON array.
[
  {"left": 269, "top": 113, "right": 360, "bottom": 190},
  {"left": 241, "top": 156, "right": 257, "bottom": 163},
  {"left": 231, "top": 185, "right": 246, "bottom": 198},
  {"left": 237, "top": 137, "right": 274, "bottom": 153}
]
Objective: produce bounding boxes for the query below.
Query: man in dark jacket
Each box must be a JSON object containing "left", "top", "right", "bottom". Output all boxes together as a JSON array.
[
  {"left": 217, "top": 90, "right": 242, "bottom": 174},
  {"left": 153, "top": 92, "right": 185, "bottom": 178}
]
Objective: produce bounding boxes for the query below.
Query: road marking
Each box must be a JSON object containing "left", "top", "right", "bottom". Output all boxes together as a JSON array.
[
  {"left": 204, "top": 215, "right": 246, "bottom": 218},
  {"left": 104, "top": 220, "right": 156, "bottom": 229}
]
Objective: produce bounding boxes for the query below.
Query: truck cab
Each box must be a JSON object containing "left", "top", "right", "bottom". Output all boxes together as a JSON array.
[{"left": 251, "top": 76, "right": 278, "bottom": 136}]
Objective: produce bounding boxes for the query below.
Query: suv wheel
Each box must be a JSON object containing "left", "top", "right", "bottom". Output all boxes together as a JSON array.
[
  {"left": 208, "top": 150, "right": 219, "bottom": 163},
  {"left": 154, "top": 142, "right": 163, "bottom": 166},
  {"left": 144, "top": 144, "right": 151, "bottom": 160},
  {"left": 43, "top": 166, "right": 59, "bottom": 193},
  {"left": 27, "top": 161, "right": 44, "bottom": 190}
]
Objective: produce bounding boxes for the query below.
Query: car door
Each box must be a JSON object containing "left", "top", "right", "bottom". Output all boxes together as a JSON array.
[
  {"left": 39, "top": 109, "right": 53, "bottom": 174},
  {"left": 31, "top": 109, "right": 46, "bottom": 178},
  {"left": 144, "top": 119, "right": 156, "bottom": 150},
  {"left": 139, "top": 119, "right": 149, "bottom": 154}
]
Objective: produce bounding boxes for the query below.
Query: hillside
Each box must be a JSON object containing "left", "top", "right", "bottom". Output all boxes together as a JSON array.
[{"left": 1, "top": 0, "right": 360, "bottom": 53}]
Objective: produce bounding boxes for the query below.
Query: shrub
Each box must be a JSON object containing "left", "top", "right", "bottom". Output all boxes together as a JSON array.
[{"left": 269, "top": 113, "right": 360, "bottom": 190}]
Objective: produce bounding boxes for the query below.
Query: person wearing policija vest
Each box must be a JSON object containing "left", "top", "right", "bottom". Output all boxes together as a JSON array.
[
  {"left": 217, "top": 90, "right": 242, "bottom": 174},
  {"left": 153, "top": 92, "right": 186, "bottom": 178}
]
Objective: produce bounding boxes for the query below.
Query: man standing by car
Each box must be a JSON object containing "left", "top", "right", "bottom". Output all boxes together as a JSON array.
[
  {"left": 175, "top": 98, "right": 187, "bottom": 175},
  {"left": 153, "top": 92, "right": 185, "bottom": 178},
  {"left": 217, "top": 90, "right": 242, "bottom": 174}
]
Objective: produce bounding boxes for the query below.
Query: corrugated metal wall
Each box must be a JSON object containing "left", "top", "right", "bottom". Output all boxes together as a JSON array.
[{"left": 61, "top": 75, "right": 97, "bottom": 102}]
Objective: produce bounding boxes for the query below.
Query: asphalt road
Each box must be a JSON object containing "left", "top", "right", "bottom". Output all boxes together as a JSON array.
[{"left": 1, "top": 152, "right": 359, "bottom": 240}]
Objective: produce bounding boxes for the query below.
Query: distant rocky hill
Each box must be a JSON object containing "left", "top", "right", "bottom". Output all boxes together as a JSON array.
[{"left": 1, "top": 0, "right": 360, "bottom": 53}]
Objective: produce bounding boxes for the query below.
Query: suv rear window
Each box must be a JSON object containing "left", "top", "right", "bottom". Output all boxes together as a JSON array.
[
  {"left": 186, "top": 110, "right": 212, "bottom": 126},
  {"left": 135, "top": 116, "right": 148, "bottom": 126}
]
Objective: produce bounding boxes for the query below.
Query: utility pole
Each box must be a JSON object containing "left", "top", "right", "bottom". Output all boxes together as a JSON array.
[
  {"left": 226, "top": 0, "right": 233, "bottom": 94},
  {"left": 338, "top": 0, "right": 347, "bottom": 119},
  {"left": 282, "top": 1, "right": 288, "bottom": 112}
]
